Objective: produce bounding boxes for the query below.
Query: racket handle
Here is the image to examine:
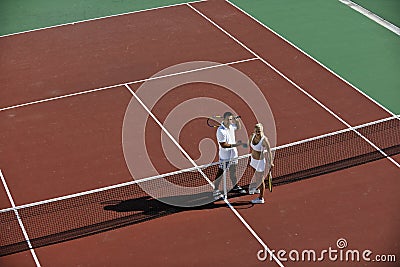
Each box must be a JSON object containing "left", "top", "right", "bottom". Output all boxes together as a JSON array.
[{"left": 235, "top": 115, "right": 241, "bottom": 119}]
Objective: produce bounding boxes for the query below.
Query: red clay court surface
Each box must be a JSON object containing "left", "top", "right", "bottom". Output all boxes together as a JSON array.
[{"left": 0, "top": 1, "right": 399, "bottom": 266}]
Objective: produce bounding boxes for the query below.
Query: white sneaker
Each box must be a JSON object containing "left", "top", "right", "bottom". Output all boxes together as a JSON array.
[
  {"left": 213, "top": 190, "right": 220, "bottom": 196},
  {"left": 249, "top": 188, "right": 260, "bottom": 195},
  {"left": 231, "top": 186, "right": 245, "bottom": 194},
  {"left": 213, "top": 190, "right": 223, "bottom": 200},
  {"left": 251, "top": 198, "right": 265, "bottom": 204}
]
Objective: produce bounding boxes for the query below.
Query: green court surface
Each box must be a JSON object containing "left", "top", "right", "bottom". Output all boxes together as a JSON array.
[
  {"left": 1, "top": 0, "right": 399, "bottom": 114},
  {"left": 231, "top": 0, "right": 400, "bottom": 114},
  {"left": 0, "top": 0, "right": 188, "bottom": 35},
  {"left": 352, "top": 0, "right": 400, "bottom": 27}
]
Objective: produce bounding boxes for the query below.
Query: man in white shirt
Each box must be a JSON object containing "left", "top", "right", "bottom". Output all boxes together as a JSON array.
[{"left": 214, "top": 111, "right": 246, "bottom": 199}]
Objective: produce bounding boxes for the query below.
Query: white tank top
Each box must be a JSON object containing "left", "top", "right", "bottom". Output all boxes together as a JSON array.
[{"left": 251, "top": 134, "right": 265, "bottom": 152}]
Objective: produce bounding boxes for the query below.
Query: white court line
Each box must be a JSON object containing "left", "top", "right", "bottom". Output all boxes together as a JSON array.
[
  {"left": 225, "top": 0, "right": 398, "bottom": 118},
  {"left": 0, "top": 170, "right": 41, "bottom": 266},
  {"left": 0, "top": 115, "right": 396, "bottom": 214},
  {"left": 187, "top": 3, "right": 399, "bottom": 169},
  {"left": 339, "top": 0, "right": 400, "bottom": 36},
  {"left": 0, "top": 0, "right": 207, "bottom": 38},
  {"left": 0, "top": 58, "right": 257, "bottom": 112}
]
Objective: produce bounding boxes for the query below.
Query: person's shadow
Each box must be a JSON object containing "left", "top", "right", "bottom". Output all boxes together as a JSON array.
[{"left": 102, "top": 191, "right": 253, "bottom": 225}]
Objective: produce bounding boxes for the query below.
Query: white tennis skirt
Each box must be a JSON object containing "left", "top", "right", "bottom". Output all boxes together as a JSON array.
[{"left": 250, "top": 157, "right": 266, "bottom": 172}]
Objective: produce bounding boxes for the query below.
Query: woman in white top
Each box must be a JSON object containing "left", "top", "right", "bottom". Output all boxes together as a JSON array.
[{"left": 248, "top": 123, "right": 273, "bottom": 204}]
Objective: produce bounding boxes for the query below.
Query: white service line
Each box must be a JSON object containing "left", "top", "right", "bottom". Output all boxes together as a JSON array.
[
  {"left": 0, "top": 57, "right": 257, "bottom": 112},
  {"left": 339, "top": 0, "right": 400, "bottom": 36},
  {"left": 0, "top": 0, "right": 207, "bottom": 38},
  {"left": 0, "top": 85, "right": 120, "bottom": 113},
  {"left": 0, "top": 170, "right": 41, "bottom": 266},
  {"left": 225, "top": 0, "right": 398, "bottom": 118},
  {"left": 187, "top": 3, "right": 399, "bottom": 169}
]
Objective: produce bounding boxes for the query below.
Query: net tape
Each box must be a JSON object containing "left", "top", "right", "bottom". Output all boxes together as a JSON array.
[{"left": 0, "top": 116, "right": 399, "bottom": 256}]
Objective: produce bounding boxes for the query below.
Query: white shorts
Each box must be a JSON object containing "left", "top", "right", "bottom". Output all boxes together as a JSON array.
[
  {"left": 250, "top": 157, "right": 266, "bottom": 172},
  {"left": 219, "top": 148, "right": 238, "bottom": 169},
  {"left": 219, "top": 157, "right": 238, "bottom": 169}
]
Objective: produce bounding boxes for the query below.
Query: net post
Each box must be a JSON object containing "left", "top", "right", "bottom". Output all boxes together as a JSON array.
[{"left": 223, "top": 160, "right": 227, "bottom": 199}]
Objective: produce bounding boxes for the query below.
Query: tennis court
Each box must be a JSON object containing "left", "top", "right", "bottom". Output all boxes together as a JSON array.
[{"left": 0, "top": 1, "right": 399, "bottom": 266}]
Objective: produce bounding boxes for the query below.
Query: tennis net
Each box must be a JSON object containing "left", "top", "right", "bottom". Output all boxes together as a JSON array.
[{"left": 1, "top": 116, "right": 399, "bottom": 256}]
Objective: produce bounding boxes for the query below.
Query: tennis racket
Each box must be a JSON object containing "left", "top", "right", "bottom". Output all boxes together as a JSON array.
[
  {"left": 267, "top": 166, "right": 273, "bottom": 192},
  {"left": 207, "top": 115, "right": 247, "bottom": 148},
  {"left": 206, "top": 115, "right": 222, "bottom": 128},
  {"left": 206, "top": 115, "right": 241, "bottom": 128}
]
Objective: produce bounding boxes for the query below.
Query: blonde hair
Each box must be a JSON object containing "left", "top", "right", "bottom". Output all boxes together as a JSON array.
[
  {"left": 254, "top": 123, "right": 264, "bottom": 137},
  {"left": 255, "top": 123, "right": 263, "bottom": 130}
]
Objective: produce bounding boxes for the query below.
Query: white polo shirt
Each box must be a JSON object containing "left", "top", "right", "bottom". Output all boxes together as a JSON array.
[{"left": 216, "top": 123, "right": 238, "bottom": 160}]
